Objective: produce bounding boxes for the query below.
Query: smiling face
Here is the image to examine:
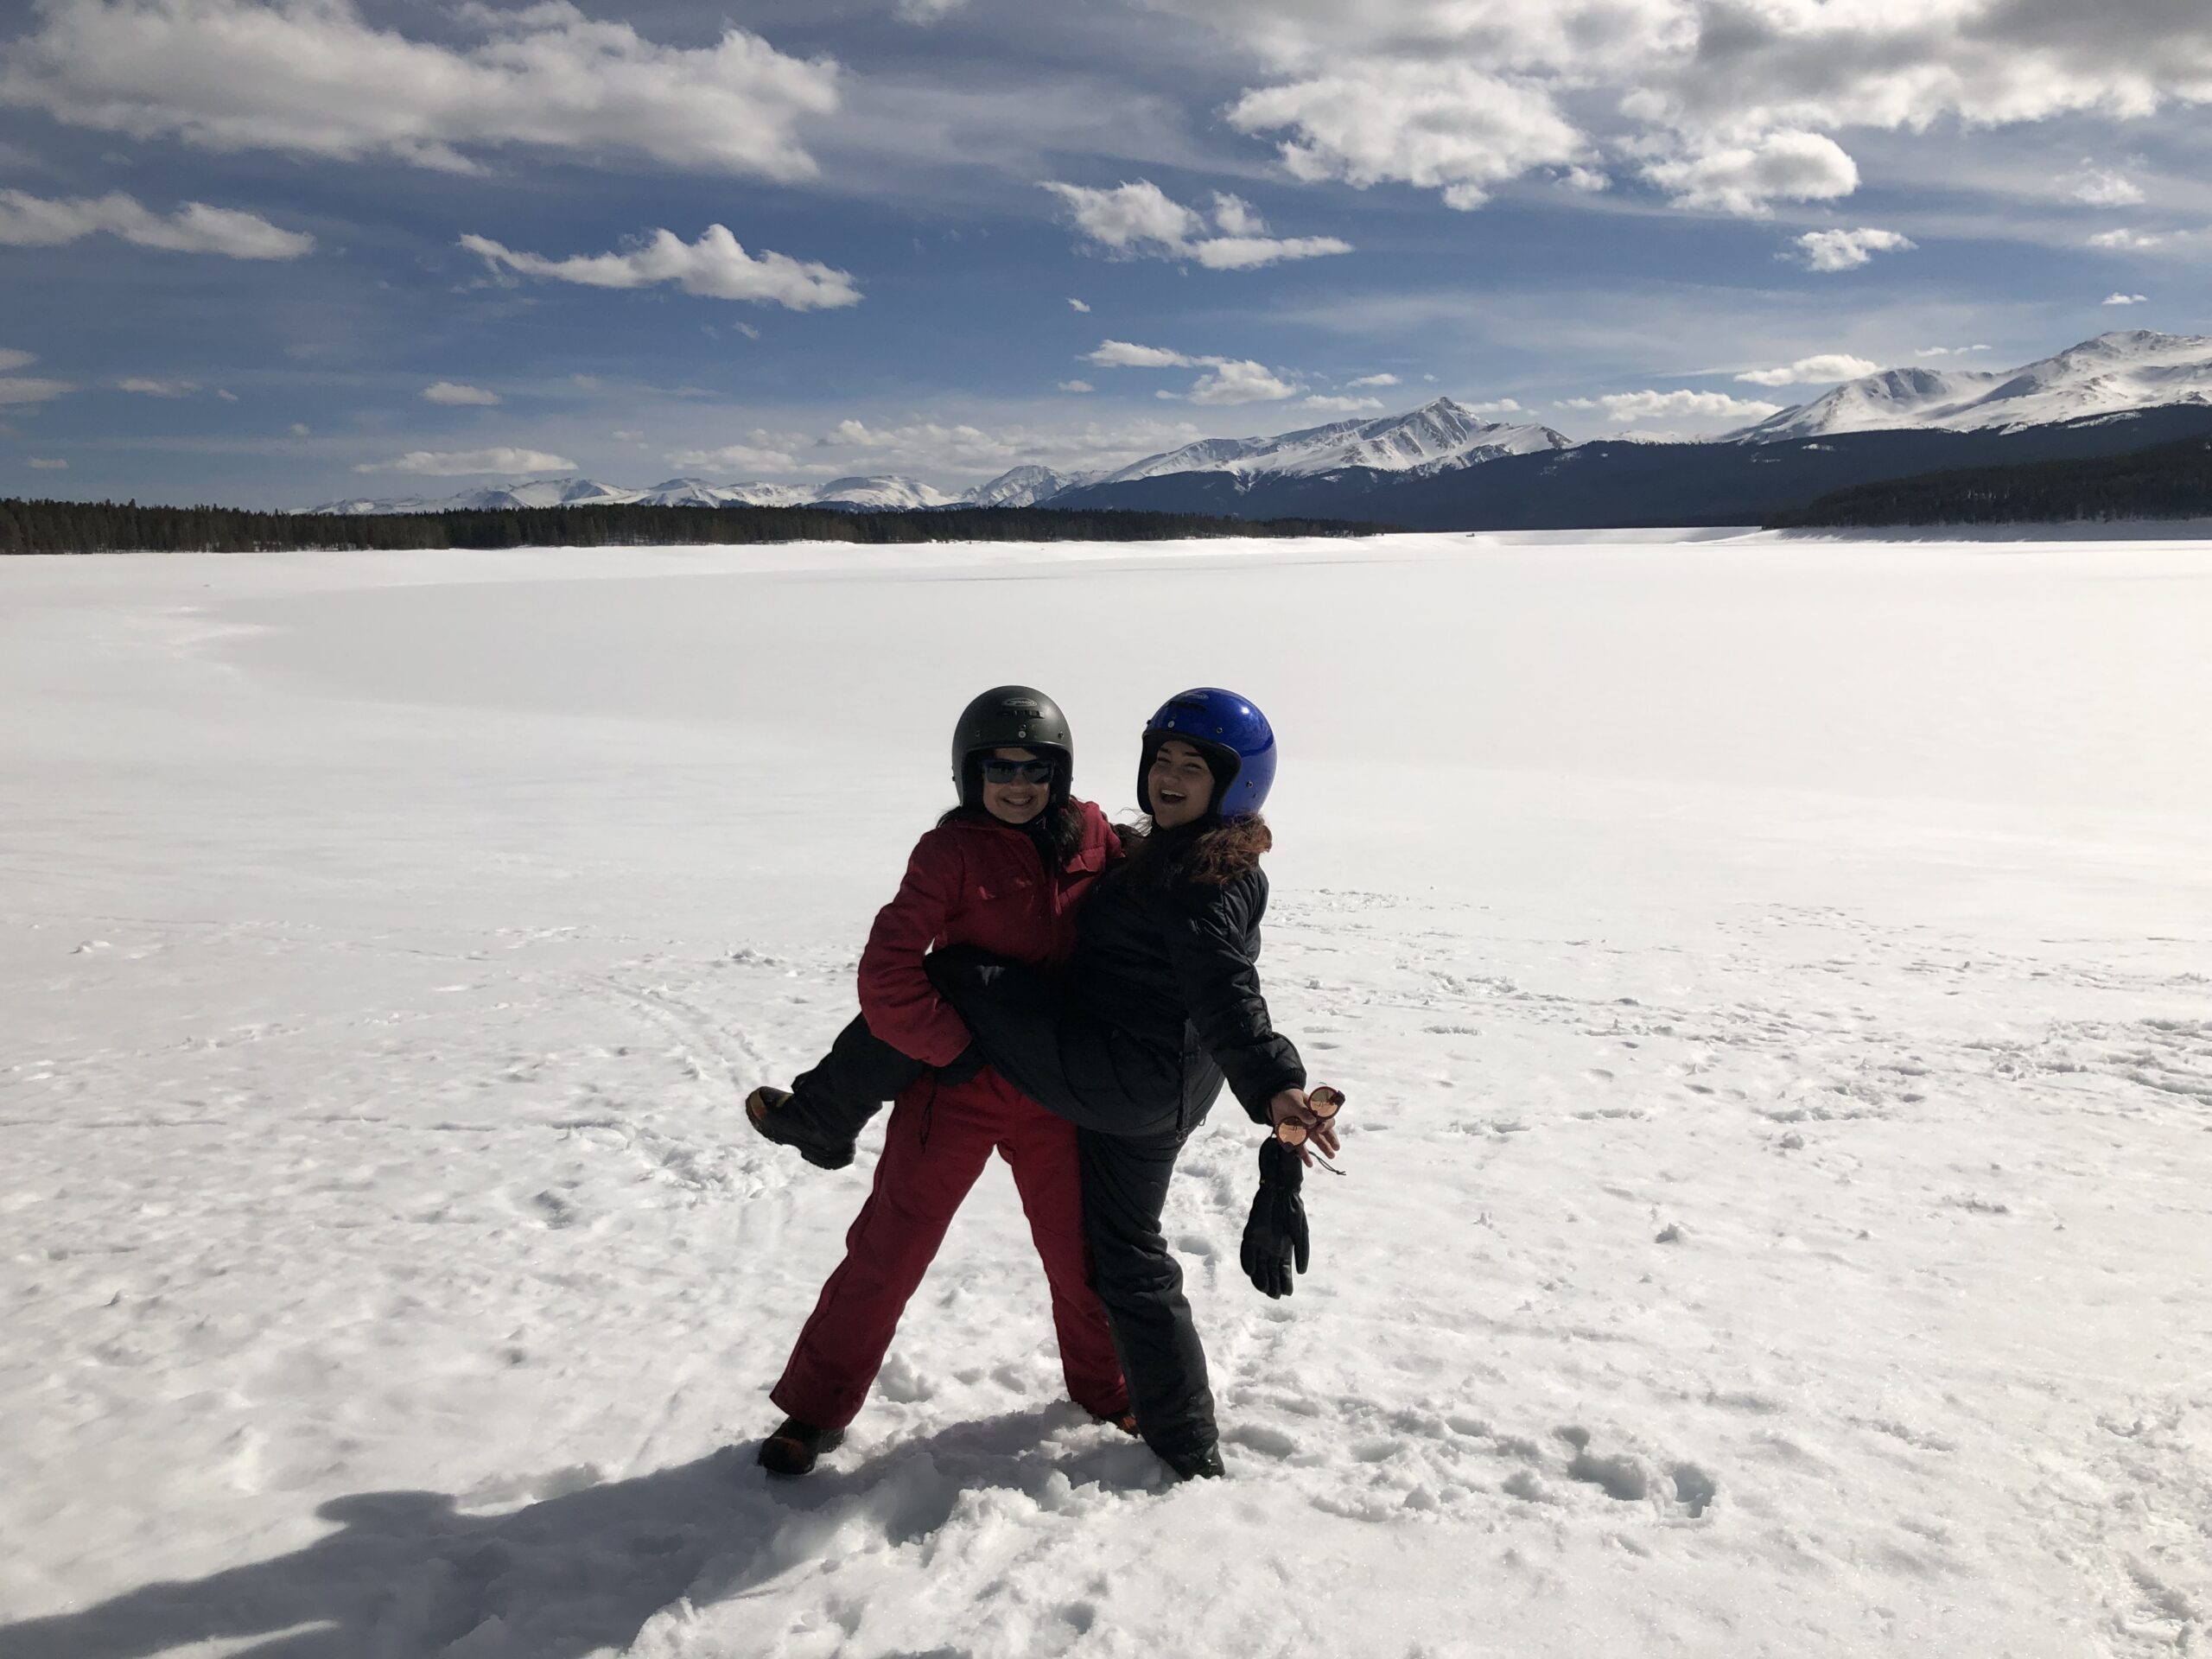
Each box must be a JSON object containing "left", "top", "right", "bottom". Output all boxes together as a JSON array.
[
  {"left": 1146, "top": 738, "right": 1217, "bottom": 829},
  {"left": 979, "top": 747, "right": 1049, "bottom": 825}
]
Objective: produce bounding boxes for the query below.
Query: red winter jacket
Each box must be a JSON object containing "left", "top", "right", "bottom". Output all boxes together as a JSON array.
[{"left": 857, "top": 800, "right": 1120, "bottom": 1068}]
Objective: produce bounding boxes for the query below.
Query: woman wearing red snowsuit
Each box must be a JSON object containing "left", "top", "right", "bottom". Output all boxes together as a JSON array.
[{"left": 758, "top": 689, "right": 1130, "bottom": 1465}]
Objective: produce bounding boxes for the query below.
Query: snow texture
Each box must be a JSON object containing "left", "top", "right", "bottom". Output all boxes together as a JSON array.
[
  {"left": 1735, "top": 330, "right": 2212, "bottom": 441},
  {"left": 3, "top": 531, "right": 2210, "bottom": 1658}
]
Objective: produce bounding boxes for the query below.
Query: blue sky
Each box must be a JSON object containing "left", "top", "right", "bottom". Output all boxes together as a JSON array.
[{"left": 3, "top": 0, "right": 2209, "bottom": 506}]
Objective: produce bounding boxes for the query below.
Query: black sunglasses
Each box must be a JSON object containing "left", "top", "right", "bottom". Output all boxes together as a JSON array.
[{"left": 980, "top": 757, "right": 1055, "bottom": 785}]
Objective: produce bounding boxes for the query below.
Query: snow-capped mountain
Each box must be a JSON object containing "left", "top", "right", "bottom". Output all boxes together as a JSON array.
[
  {"left": 960, "top": 465, "right": 1099, "bottom": 508},
  {"left": 310, "top": 474, "right": 944, "bottom": 515},
  {"left": 1099, "top": 397, "right": 1568, "bottom": 486},
  {"left": 1732, "top": 331, "right": 2212, "bottom": 442},
  {"left": 810, "top": 475, "right": 960, "bottom": 511}
]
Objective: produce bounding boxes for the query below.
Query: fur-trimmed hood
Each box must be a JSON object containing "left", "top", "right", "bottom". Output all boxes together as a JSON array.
[{"left": 1114, "top": 813, "right": 1272, "bottom": 888}]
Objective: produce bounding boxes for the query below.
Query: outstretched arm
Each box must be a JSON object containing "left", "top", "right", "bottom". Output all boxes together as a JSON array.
[{"left": 1160, "top": 873, "right": 1306, "bottom": 1122}]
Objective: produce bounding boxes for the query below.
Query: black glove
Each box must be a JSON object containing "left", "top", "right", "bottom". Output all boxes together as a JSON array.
[
  {"left": 1241, "top": 1138, "right": 1309, "bottom": 1299},
  {"left": 933, "top": 1042, "right": 988, "bottom": 1088}
]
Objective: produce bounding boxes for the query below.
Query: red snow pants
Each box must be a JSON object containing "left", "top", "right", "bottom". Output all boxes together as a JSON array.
[{"left": 770, "top": 1071, "right": 1129, "bottom": 1430}]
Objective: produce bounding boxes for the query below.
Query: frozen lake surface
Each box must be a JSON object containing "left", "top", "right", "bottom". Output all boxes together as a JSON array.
[{"left": 3, "top": 531, "right": 2209, "bottom": 1656}]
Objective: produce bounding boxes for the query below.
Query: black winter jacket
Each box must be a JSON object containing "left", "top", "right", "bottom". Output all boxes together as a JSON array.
[{"left": 1067, "top": 818, "right": 1306, "bottom": 1129}]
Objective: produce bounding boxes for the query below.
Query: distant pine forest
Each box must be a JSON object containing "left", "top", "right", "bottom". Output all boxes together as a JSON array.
[
  {"left": 1, "top": 498, "right": 1383, "bottom": 556},
  {"left": 1770, "top": 435, "right": 2212, "bottom": 529}
]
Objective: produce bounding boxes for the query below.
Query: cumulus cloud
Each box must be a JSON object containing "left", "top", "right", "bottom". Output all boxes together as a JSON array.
[
  {"left": 289, "top": 423, "right": 311, "bottom": 437},
  {"left": 1345, "top": 372, "right": 1400, "bottom": 388},
  {"left": 0, "top": 347, "right": 72, "bottom": 404},
  {"left": 1302, "top": 393, "right": 1385, "bottom": 413},
  {"left": 1647, "top": 131, "right": 1858, "bottom": 216},
  {"left": 1171, "top": 0, "right": 2212, "bottom": 220},
  {"left": 1465, "top": 398, "right": 1523, "bottom": 415},
  {"left": 1042, "top": 179, "right": 1351, "bottom": 270},
  {"left": 354, "top": 448, "right": 575, "bottom": 476},
  {"left": 0, "top": 0, "right": 840, "bottom": 178},
  {"left": 118, "top": 377, "right": 200, "bottom": 396},
  {"left": 2103, "top": 292, "right": 2150, "bottom": 305},
  {"left": 1916, "top": 344, "right": 1991, "bottom": 357},
  {"left": 1084, "top": 339, "right": 1301, "bottom": 404},
  {"left": 2089, "top": 228, "right": 2164, "bottom": 250},
  {"left": 1790, "top": 227, "right": 1917, "bottom": 272},
  {"left": 1179, "top": 360, "right": 1299, "bottom": 404},
  {"left": 1735, "top": 353, "right": 1881, "bottom": 387},
  {"left": 1577, "top": 389, "right": 1783, "bottom": 426},
  {"left": 423, "top": 381, "right": 500, "bottom": 406},
  {"left": 1058, "top": 378, "right": 1094, "bottom": 392},
  {"left": 664, "top": 435, "right": 802, "bottom": 472},
  {"left": 460, "top": 227, "right": 860, "bottom": 310},
  {"left": 1085, "top": 339, "right": 1198, "bottom": 368},
  {"left": 0, "top": 188, "right": 314, "bottom": 257},
  {"left": 2074, "top": 168, "right": 2145, "bottom": 207},
  {"left": 1229, "top": 61, "right": 1585, "bottom": 210},
  {"left": 1067, "top": 297, "right": 1090, "bottom": 312},
  {"left": 29, "top": 456, "right": 68, "bottom": 468}
]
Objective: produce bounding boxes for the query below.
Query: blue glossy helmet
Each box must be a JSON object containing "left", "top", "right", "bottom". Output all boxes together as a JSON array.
[{"left": 1139, "top": 687, "right": 1276, "bottom": 820}]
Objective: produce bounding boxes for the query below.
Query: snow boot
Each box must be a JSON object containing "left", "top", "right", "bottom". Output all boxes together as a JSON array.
[
  {"left": 1160, "top": 1444, "right": 1224, "bottom": 1482},
  {"left": 746, "top": 1086, "right": 856, "bottom": 1171},
  {"left": 758, "top": 1416, "right": 845, "bottom": 1478},
  {"left": 1090, "top": 1408, "right": 1141, "bottom": 1437}
]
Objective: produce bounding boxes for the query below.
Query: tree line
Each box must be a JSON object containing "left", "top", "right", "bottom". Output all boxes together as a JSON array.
[
  {"left": 1767, "top": 435, "right": 2212, "bottom": 529},
  {"left": 1, "top": 497, "right": 1386, "bottom": 556}
]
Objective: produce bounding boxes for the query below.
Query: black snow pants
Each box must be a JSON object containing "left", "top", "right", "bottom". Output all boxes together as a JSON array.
[{"left": 776, "top": 946, "right": 1218, "bottom": 1460}]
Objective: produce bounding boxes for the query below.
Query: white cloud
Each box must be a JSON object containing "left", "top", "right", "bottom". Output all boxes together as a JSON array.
[
  {"left": 423, "top": 381, "right": 500, "bottom": 406},
  {"left": 1067, "top": 297, "right": 1090, "bottom": 313},
  {"left": 1042, "top": 179, "right": 1351, "bottom": 270},
  {"left": 2089, "top": 228, "right": 2164, "bottom": 251},
  {"left": 2102, "top": 292, "right": 2150, "bottom": 306},
  {"left": 1058, "top": 379, "right": 1095, "bottom": 392},
  {"left": 0, "top": 0, "right": 840, "bottom": 179},
  {"left": 1587, "top": 389, "right": 1783, "bottom": 426},
  {"left": 1345, "top": 372, "right": 1400, "bottom": 388},
  {"left": 354, "top": 448, "right": 575, "bottom": 476},
  {"left": 1647, "top": 131, "right": 1859, "bottom": 217},
  {"left": 664, "top": 436, "right": 801, "bottom": 473},
  {"left": 0, "top": 188, "right": 314, "bottom": 257},
  {"left": 1790, "top": 227, "right": 1916, "bottom": 272},
  {"left": 1211, "top": 192, "right": 1265, "bottom": 237},
  {"left": 1228, "top": 60, "right": 1585, "bottom": 210},
  {"left": 1735, "top": 353, "right": 1881, "bottom": 387},
  {"left": 28, "top": 456, "right": 68, "bottom": 469},
  {"left": 894, "top": 0, "right": 967, "bottom": 21},
  {"left": 1085, "top": 340, "right": 1198, "bottom": 368},
  {"left": 1084, "top": 339, "right": 1301, "bottom": 404},
  {"left": 0, "top": 347, "right": 72, "bottom": 404},
  {"left": 1173, "top": 0, "right": 2212, "bottom": 221},
  {"left": 1916, "top": 344, "right": 1991, "bottom": 357},
  {"left": 1181, "top": 359, "right": 1299, "bottom": 405},
  {"left": 460, "top": 227, "right": 860, "bottom": 310},
  {"left": 1465, "top": 398, "right": 1523, "bottom": 416},
  {"left": 1302, "top": 394, "right": 1385, "bottom": 412},
  {"left": 612, "top": 429, "right": 644, "bottom": 442},
  {"left": 118, "top": 377, "right": 200, "bottom": 396},
  {"left": 289, "top": 423, "right": 312, "bottom": 437},
  {"left": 2075, "top": 168, "right": 2145, "bottom": 207},
  {"left": 215, "top": 388, "right": 238, "bottom": 402}
]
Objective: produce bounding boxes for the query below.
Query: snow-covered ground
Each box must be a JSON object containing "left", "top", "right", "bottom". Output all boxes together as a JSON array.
[{"left": 3, "top": 531, "right": 2209, "bottom": 1658}]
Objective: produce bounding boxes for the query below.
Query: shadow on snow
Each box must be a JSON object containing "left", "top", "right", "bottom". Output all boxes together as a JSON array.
[{"left": 0, "top": 1404, "right": 1157, "bottom": 1658}]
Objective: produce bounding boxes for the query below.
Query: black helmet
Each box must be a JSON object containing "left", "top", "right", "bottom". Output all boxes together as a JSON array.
[{"left": 950, "top": 685, "right": 1073, "bottom": 807}]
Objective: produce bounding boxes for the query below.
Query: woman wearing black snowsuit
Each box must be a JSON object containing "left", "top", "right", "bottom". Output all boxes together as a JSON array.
[
  {"left": 754, "top": 688, "right": 1331, "bottom": 1478},
  {"left": 920, "top": 806, "right": 1306, "bottom": 1472}
]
